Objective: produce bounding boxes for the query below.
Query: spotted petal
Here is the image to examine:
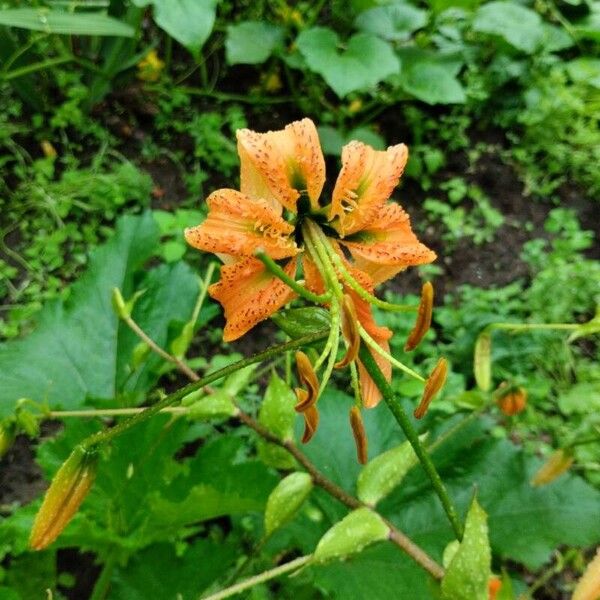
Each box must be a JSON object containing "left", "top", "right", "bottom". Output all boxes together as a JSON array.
[
  {"left": 237, "top": 118, "right": 326, "bottom": 213},
  {"left": 184, "top": 189, "right": 298, "bottom": 260},
  {"left": 209, "top": 257, "right": 297, "bottom": 342},
  {"left": 329, "top": 141, "right": 408, "bottom": 237},
  {"left": 341, "top": 203, "right": 436, "bottom": 285}
]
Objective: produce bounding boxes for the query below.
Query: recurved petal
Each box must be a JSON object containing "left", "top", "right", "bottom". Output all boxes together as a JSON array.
[
  {"left": 209, "top": 257, "right": 297, "bottom": 342},
  {"left": 184, "top": 189, "right": 298, "bottom": 260},
  {"left": 237, "top": 118, "right": 326, "bottom": 212},
  {"left": 341, "top": 203, "right": 436, "bottom": 285},
  {"left": 330, "top": 142, "right": 408, "bottom": 236},
  {"left": 302, "top": 254, "right": 326, "bottom": 295}
]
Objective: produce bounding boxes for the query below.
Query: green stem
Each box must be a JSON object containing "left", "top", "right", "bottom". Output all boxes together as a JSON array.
[
  {"left": 200, "top": 555, "right": 311, "bottom": 600},
  {"left": 167, "top": 86, "right": 293, "bottom": 105},
  {"left": 2, "top": 56, "right": 72, "bottom": 80},
  {"left": 48, "top": 407, "right": 188, "bottom": 418},
  {"left": 255, "top": 251, "right": 331, "bottom": 304},
  {"left": 81, "top": 331, "right": 328, "bottom": 449},
  {"left": 191, "top": 262, "right": 216, "bottom": 324},
  {"left": 358, "top": 346, "right": 464, "bottom": 540},
  {"left": 489, "top": 322, "right": 579, "bottom": 332},
  {"left": 89, "top": 551, "right": 119, "bottom": 600}
]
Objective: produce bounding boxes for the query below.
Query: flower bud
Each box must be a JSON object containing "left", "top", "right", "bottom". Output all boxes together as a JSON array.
[
  {"left": 335, "top": 295, "right": 360, "bottom": 368},
  {"left": 405, "top": 282, "right": 434, "bottom": 352},
  {"left": 349, "top": 407, "right": 368, "bottom": 464},
  {"left": 414, "top": 357, "right": 448, "bottom": 419},
  {"left": 264, "top": 472, "right": 313, "bottom": 536},
  {"left": 488, "top": 577, "right": 502, "bottom": 600},
  {"left": 474, "top": 331, "right": 492, "bottom": 391},
  {"left": 572, "top": 547, "right": 600, "bottom": 600},
  {"left": 531, "top": 449, "right": 573, "bottom": 486},
  {"left": 30, "top": 445, "right": 98, "bottom": 551},
  {"left": 496, "top": 384, "right": 527, "bottom": 416}
]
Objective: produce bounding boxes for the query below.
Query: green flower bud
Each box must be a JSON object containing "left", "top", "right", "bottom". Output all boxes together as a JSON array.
[{"left": 264, "top": 472, "right": 313, "bottom": 536}]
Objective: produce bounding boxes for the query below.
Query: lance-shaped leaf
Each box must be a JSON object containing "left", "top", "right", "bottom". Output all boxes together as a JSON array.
[
  {"left": 357, "top": 439, "right": 420, "bottom": 506},
  {"left": 258, "top": 374, "right": 297, "bottom": 469},
  {"left": 474, "top": 331, "right": 492, "bottom": 391},
  {"left": 441, "top": 497, "right": 491, "bottom": 600},
  {"left": 271, "top": 307, "right": 331, "bottom": 340},
  {"left": 184, "top": 390, "right": 238, "bottom": 421},
  {"left": 264, "top": 472, "right": 313, "bottom": 536},
  {"left": 312, "top": 508, "right": 390, "bottom": 564}
]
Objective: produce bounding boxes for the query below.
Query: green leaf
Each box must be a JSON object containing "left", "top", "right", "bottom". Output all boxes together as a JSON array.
[
  {"left": 225, "top": 21, "right": 284, "bottom": 65},
  {"left": 473, "top": 2, "right": 545, "bottom": 53},
  {"left": 296, "top": 27, "right": 399, "bottom": 97},
  {"left": 313, "top": 508, "right": 390, "bottom": 563},
  {"left": 357, "top": 439, "right": 419, "bottom": 506},
  {"left": 355, "top": 2, "right": 428, "bottom": 41},
  {"left": 110, "top": 539, "right": 237, "bottom": 599},
  {"left": 0, "top": 8, "right": 134, "bottom": 36},
  {"left": 134, "top": 0, "right": 217, "bottom": 54},
  {"left": 566, "top": 58, "right": 600, "bottom": 89},
  {"left": 271, "top": 307, "right": 331, "bottom": 339},
  {"left": 557, "top": 382, "right": 600, "bottom": 415},
  {"left": 258, "top": 374, "right": 297, "bottom": 469},
  {"left": 0, "top": 213, "right": 158, "bottom": 417},
  {"left": 573, "top": 11, "right": 600, "bottom": 42},
  {"left": 317, "top": 126, "right": 386, "bottom": 156},
  {"left": 396, "top": 49, "right": 466, "bottom": 105},
  {"left": 185, "top": 390, "right": 238, "bottom": 421},
  {"left": 441, "top": 497, "right": 491, "bottom": 600},
  {"left": 265, "top": 472, "right": 313, "bottom": 536}
]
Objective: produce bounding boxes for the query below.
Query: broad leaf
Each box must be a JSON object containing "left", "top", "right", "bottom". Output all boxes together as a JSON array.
[
  {"left": 225, "top": 21, "right": 284, "bottom": 65},
  {"left": 133, "top": 0, "right": 217, "bottom": 54},
  {"left": 473, "top": 2, "right": 545, "bottom": 54},
  {"left": 396, "top": 49, "right": 466, "bottom": 104},
  {"left": 0, "top": 8, "right": 134, "bottom": 36},
  {"left": 317, "top": 126, "right": 385, "bottom": 156},
  {"left": 296, "top": 27, "right": 399, "bottom": 97},
  {"left": 355, "top": 2, "right": 428, "bottom": 41}
]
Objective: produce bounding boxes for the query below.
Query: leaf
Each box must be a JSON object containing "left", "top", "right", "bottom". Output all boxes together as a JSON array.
[
  {"left": 573, "top": 11, "right": 600, "bottom": 42},
  {"left": 134, "top": 0, "right": 217, "bottom": 54},
  {"left": 296, "top": 27, "right": 399, "bottom": 97},
  {"left": 110, "top": 539, "right": 237, "bottom": 599},
  {"left": 0, "top": 213, "right": 158, "bottom": 417},
  {"left": 355, "top": 2, "right": 428, "bottom": 41},
  {"left": 473, "top": 2, "right": 545, "bottom": 54},
  {"left": 312, "top": 508, "right": 390, "bottom": 563},
  {"left": 317, "top": 126, "right": 385, "bottom": 156},
  {"left": 258, "top": 374, "right": 298, "bottom": 469},
  {"left": 441, "top": 497, "right": 491, "bottom": 600},
  {"left": 271, "top": 307, "right": 331, "bottom": 339},
  {"left": 396, "top": 48, "right": 466, "bottom": 105},
  {"left": 225, "top": 21, "right": 284, "bottom": 65},
  {"left": 0, "top": 8, "right": 134, "bottom": 36},
  {"left": 557, "top": 382, "right": 600, "bottom": 415},
  {"left": 357, "top": 439, "right": 419, "bottom": 506},
  {"left": 264, "top": 472, "right": 313, "bottom": 536}
]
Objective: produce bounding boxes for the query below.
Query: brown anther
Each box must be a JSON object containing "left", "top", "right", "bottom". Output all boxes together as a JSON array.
[
  {"left": 496, "top": 384, "right": 527, "bottom": 416},
  {"left": 335, "top": 294, "right": 361, "bottom": 368},
  {"left": 294, "top": 351, "right": 319, "bottom": 412},
  {"left": 301, "top": 405, "right": 319, "bottom": 444},
  {"left": 349, "top": 406, "right": 368, "bottom": 464},
  {"left": 414, "top": 357, "right": 448, "bottom": 419},
  {"left": 405, "top": 282, "right": 434, "bottom": 351}
]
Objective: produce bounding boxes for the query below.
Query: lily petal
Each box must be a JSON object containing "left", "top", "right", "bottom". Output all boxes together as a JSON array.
[
  {"left": 185, "top": 189, "right": 299, "bottom": 260},
  {"left": 341, "top": 203, "right": 436, "bottom": 285},
  {"left": 237, "top": 118, "right": 326, "bottom": 212},
  {"left": 330, "top": 142, "right": 408, "bottom": 237},
  {"left": 209, "top": 257, "right": 297, "bottom": 341}
]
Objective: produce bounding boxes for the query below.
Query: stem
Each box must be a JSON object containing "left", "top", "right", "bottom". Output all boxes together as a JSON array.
[
  {"left": 490, "top": 322, "right": 579, "bottom": 332},
  {"left": 1, "top": 56, "right": 72, "bottom": 80},
  {"left": 358, "top": 346, "right": 464, "bottom": 540},
  {"left": 191, "top": 262, "right": 216, "bottom": 325},
  {"left": 81, "top": 331, "right": 328, "bottom": 449},
  {"left": 200, "top": 555, "right": 311, "bottom": 600},
  {"left": 124, "top": 314, "right": 199, "bottom": 382},
  {"left": 358, "top": 324, "right": 425, "bottom": 382},
  {"left": 89, "top": 551, "right": 118, "bottom": 600},
  {"left": 236, "top": 413, "right": 444, "bottom": 579},
  {"left": 255, "top": 251, "right": 331, "bottom": 304},
  {"left": 48, "top": 407, "right": 189, "bottom": 418},
  {"left": 168, "top": 86, "right": 293, "bottom": 105}
]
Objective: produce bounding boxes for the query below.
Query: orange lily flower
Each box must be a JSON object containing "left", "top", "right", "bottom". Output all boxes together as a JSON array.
[{"left": 185, "top": 118, "right": 436, "bottom": 410}]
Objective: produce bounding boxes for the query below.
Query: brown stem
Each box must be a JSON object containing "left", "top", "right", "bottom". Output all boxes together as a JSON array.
[
  {"left": 237, "top": 412, "right": 444, "bottom": 580},
  {"left": 129, "top": 319, "right": 444, "bottom": 580}
]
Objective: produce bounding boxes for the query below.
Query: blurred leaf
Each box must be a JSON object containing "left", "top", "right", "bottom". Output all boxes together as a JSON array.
[
  {"left": 133, "top": 0, "right": 217, "bottom": 54},
  {"left": 573, "top": 11, "right": 600, "bottom": 42},
  {"left": 396, "top": 49, "right": 466, "bottom": 104},
  {"left": 296, "top": 27, "right": 399, "bottom": 97},
  {"left": 317, "top": 126, "right": 385, "bottom": 156},
  {"left": 566, "top": 58, "right": 600, "bottom": 89},
  {"left": 225, "top": 21, "right": 284, "bottom": 65},
  {"left": 557, "top": 382, "right": 600, "bottom": 415},
  {"left": 0, "top": 8, "right": 134, "bottom": 36},
  {"left": 473, "top": 2, "right": 545, "bottom": 53},
  {"left": 110, "top": 539, "right": 237, "bottom": 599},
  {"left": 441, "top": 497, "right": 491, "bottom": 600},
  {"left": 355, "top": 2, "right": 428, "bottom": 41}
]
